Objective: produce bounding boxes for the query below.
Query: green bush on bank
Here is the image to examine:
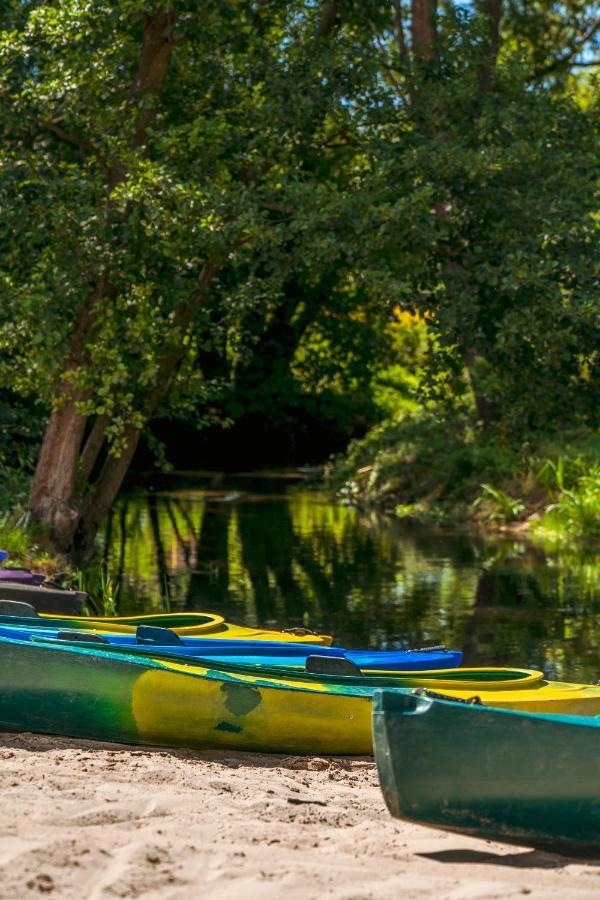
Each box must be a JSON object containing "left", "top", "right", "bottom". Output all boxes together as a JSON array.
[
  {"left": 330, "top": 410, "right": 512, "bottom": 518},
  {"left": 0, "top": 512, "right": 118, "bottom": 608},
  {"left": 0, "top": 513, "right": 62, "bottom": 572},
  {"left": 328, "top": 414, "right": 600, "bottom": 540},
  {"left": 532, "top": 439, "right": 600, "bottom": 539}
]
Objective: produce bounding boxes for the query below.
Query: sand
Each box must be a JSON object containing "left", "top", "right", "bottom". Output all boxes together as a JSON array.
[{"left": 0, "top": 733, "right": 598, "bottom": 899}]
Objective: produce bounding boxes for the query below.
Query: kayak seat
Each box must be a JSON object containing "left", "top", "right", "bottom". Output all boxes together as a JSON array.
[
  {"left": 305, "top": 654, "right": 361, "bottom": 676},
  {"left": 136, "top": 625, "right": 184, "bottom": 646},
  {"left": 0, "top": 599, "right": 39, "bottom": 617},
  {"left": 57, "top": 631, "right": 109, "bottom": 644}
]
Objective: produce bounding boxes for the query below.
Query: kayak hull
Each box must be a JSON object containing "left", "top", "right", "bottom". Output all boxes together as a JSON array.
[
  {"left": 0, "top": 634, "right": 372, "bottom": 755},
  {"left": 373, "top": 691, "right": 600, "bottom": 854}
]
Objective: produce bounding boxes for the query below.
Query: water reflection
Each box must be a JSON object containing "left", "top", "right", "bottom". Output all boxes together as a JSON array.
[{"left": 101, "top": 473, "right": 600, "bottom": 682}]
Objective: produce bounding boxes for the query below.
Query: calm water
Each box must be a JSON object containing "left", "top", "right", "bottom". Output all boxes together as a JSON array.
[{"left": 101, "top": 472, "right": 600, "bottom": 682}]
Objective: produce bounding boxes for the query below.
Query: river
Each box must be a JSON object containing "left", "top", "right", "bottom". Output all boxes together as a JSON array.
[{"left": 101, "top": 471, "right": 600, "bottom": 683}]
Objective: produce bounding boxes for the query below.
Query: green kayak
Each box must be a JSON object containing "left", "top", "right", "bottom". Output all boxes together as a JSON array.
[{"left": 373, "top": 690, "right": 600, "bottom": 855}]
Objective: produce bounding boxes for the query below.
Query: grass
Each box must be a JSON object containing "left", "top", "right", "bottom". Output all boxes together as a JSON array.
[
  {"left": 535, "top": 463, "right": 600, "bottom": 540},
  {"left": 67, "top": 562, "right": 120, "bottom": 616},
  {"left": 473, "top": 484, "right": 525, "bottom": 523},
  {"left": 0, "top": 512, "right": 65, "bottom": 574}
]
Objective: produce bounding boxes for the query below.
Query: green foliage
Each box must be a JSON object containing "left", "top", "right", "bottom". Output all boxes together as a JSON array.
[
  {"left": 371, "top": 312, "right": 431, "bottom": 417},
  {"left": 329, "top": 404, "right": 518, "bottom": 519},
  {"left": 0, "top": 513, "right": 62, "bottom": 571},
  {"left": 541, "top": 471, "right": 600, "bottom": 538},
  {"left": 0, "top": 0, "right": 597, "bottom": 551},
  {"left": 535, "top": 453, "right": 600, "bottom": 538},
  {"left": 326, "top": 2, "right": 599, "bottom": 536},
  {"left": 473, "top": 484, "right": 525, "bottom": 523},
  {"left": 0, "top": 0, "right": 382, "bottom": 456},
  {"left": 536, "top": 456, "right": 569, "bottom": 496},
  {"left": 0, "top": 514, "right": 32, "bottom": 559},
  {"left": 214, "top": 279, "right": 391, "bottom": 458},
  {"left": 330, "top": 414, "right": 600, "bottom": 538},
  {"left": 0, "top": 390, "right": 45, "bottom": 508},
  {"left": 370, "top": 40, "right": 599, "bottom": 435}
]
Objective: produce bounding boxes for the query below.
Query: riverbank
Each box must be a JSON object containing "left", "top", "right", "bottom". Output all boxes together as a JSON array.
[
  {"left": 0, "top": 516, "right": 117, "bottom": 613},
  {"left": 0, "top": 732, "right": 598, "bottom": 899},
  {"left": 327, "top": 417, "right": 600, "bottom": 542}
]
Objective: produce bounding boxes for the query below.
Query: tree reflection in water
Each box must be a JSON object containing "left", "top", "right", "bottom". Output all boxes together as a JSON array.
[{"left": 101, "top": 475, "right": 600, "bottom": 683}]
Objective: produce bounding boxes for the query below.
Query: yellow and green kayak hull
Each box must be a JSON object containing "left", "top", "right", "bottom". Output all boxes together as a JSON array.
[{"left": 2, "top": 635, "right": 600, "bottom": 755}]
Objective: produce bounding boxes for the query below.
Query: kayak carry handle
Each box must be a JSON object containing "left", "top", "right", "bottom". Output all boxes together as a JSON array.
[
  {"left": 136, "top": 625, "right": 184, "bottom": 646},
  {"left": 305, "top": 654, "right": 361, "bottom": 676}
]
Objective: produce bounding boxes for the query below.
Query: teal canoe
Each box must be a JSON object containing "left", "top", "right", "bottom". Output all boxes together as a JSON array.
[{"left": 372, "top": 690, "right": 600, "bottom": 855}]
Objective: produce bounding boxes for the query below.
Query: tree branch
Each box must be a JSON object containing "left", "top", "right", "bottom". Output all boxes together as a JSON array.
[
  {"left": 38, "top": 118, "right": 110, "bottom": 173},
  {"left": 76, "top": 259, "right": 218, "bottom": 562},
  {"left": 0, "top": 88, "right": 108, "bottom": 170},
  {"left": 107, "top": 9, "right": 183, "bottom": 189},
  {"left": 39, "top": 119, "right": 86, "bottom": 150},
  {"left": 476, "top": 0, "right": 502, "bottom": 93},
  {"left": 533, "top": 18, "right": 600, "bottom": 79},
  {"left": 411, "top": 0, "right": 437, "bottom": 63}
]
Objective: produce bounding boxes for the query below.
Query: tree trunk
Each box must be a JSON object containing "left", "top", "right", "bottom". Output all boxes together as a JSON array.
[
  {"left": 27, "top": 8, "right": 187, "bottom": 561},
  {"left": 465, "top": 347, "right": 495, "bottom": 426},
  {"left": 28, "top": 388, "right": 89, "bottom": 548},
  {"left": 411, "top": 0, "right": 437, "bottom": 62},
  {"left": 317, "top": 3, "right": 340, "bottom": 38},
  {"left": 28, "top": 298, "right": 99, "bottom": 544}
]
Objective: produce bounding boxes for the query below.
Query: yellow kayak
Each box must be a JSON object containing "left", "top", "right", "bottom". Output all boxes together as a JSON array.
[
  {"left": 438, "top": 680, "right": 600, "bottom": 717},
  {"left": 0, "top": 611, "right": 333, "bottom": 644}
]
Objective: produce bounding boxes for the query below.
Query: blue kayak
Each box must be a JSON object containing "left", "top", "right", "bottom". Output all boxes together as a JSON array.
[{"left": 0, "top": 623, "right": 462, "bottom": 671}]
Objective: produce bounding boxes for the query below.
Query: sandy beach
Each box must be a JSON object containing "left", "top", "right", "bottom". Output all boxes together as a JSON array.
[{"left": 0, "top": 733, "right": 597, "bottom": 899}]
